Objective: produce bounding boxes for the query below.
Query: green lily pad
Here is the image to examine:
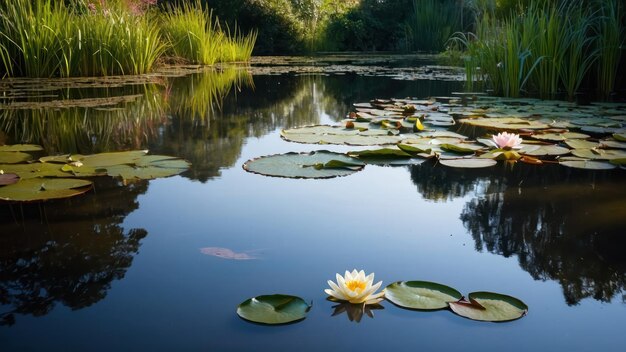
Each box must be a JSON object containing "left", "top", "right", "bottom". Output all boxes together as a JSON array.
[
  {"left": 613, "top": 133, "right": 626, "bottom": 142},
  {"left": 0, "top": 151, "right": 33, "bottom": 164},
  {"left": 521, "top": 145, "right": 570, "bottom": 157},
  {"left": 77, "top": 150, "right": 149, "bottom": 167},
  {"left": 0, "top": 163, "right": 70, "bottom": 179},
  {"left": 104, "top": 156, "right": 191, "bottom": 180},
  {"left": 281, "top": 125, "right": 400, "bottom": 146},
  {"left": 559, "top": 159, "right": 617, "bottom": 170},
  {"left": 459, "top": 117, "right": 550, "bottom": 130},
  {"left": 237, "top": 294, "right": 311, "bottom": 325},
  {"left": 0, "top": 178, "right": 92, "bottom": 202},
  {"left": 439, "top": 158, "right": 497, "bottom": 168},
  {"left": 571, "top": 149, "right": 626, "bottom": 160},
  {"left": 243, "top": 151, "right": 364, "bottom": 179},
  {"left": 440, "top": 143, "right": 482, "bottom": 154},
  {"left": 0, "top": 173, "right": 20, "bottom": 186},
  {"left": 449, "top": 291, "right": 528, "bottom": 322},
  {"left": 564, "top": 139, "right": 599, "bottom": 149},
  {"left": 600, "top": 140, "right": 626, "bottom": 149},
  {"left": 0, "top": 144, "right": 43, "bottom": 152},
  {"left": 532, "top": 132, "right": 590, "bottom": 142},
  {"left": 385, "top": 281, "right": 463, "bottom": 310}
]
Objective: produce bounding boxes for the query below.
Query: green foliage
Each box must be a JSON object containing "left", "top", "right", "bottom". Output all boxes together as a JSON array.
[
  {"left": 404, "top": 0, "right": 462, "bottom": 52},
  {"left": 456, "top": 0, "right": 624, "bottom": 99}
]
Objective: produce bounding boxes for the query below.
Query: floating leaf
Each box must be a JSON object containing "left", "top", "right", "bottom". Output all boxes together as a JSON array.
[
  {"left": 609, "top": 158, "right": 626, "bottom": 166},
  {"left": 0, "top": 144, "right": 43, "bottom": 152},
  {"left": 0, "top": 173, "right": 20, "bottom": 186},
  {"left": 243, "top": 151, "right": 364, "bottom": 179},
  {"left": 281, "top": 125, "right": 400, "bottom": 146},
  {"left": 440, "top": 143, "right": 481, "bottom": 154},
  {"left": 449, "top": 292, "right": 528, "bottom": 322},
  {"left": 600, "top": 140, "right": 626, "bottom": 149},
  {"left": 565, "top": 139, "right": 599, "bottom": 149},
  {"left": 521, "top": 145, "right": 570, "bottom": 157},
  {"left": 0, "top": 178, "right": 92, "bottom": 202},
  {"left": 397, "top": 143, "right": 432, "bottom": 155},
  {"left": 459, "top": 117, "right": 550, "bottom": 130},
  {"left": 531, "top": 132, "right": 590, "bottom": 142},
  {"left": 77, "top": 150, "right": 149, "bottom": 167},
  {"left": 348, "top": 148, "right": 412, "bottom": 159},
  {"left": 571, "top": 149, "right": 626, "bottom": 160},
  {"left": 0, "top": 163, "right": 70, "bottom": 179},
  {"left": 613, "top": 133, "right": 626, "bottom": 142},
  {"left": 385, "top": 281, "right": 463, "bottom": 310},
  {"left": 200, "top": 247, "right": 257, "bottom": 260},
  {"left": 237, "top": 294, "right": 311, "bottom": 325},
  {"left": 0, "top": 151, "right": 33, "bottom": 164},
  {"left": 439, "top": 158, "right": 497, "bottom": 168},
  {"left": 560, "top": 159, "right": 616, "bottom": 170}
]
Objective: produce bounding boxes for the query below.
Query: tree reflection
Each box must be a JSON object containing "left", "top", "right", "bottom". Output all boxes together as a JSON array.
[
  {"left": 0, "top": 178, "right": 149, "bottom": 325},
  {"left": 410, "top": 163, "right": 626, "bottom": 305}
]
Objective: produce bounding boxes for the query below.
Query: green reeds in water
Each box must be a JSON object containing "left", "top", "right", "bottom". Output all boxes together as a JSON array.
[
  {"left": 595, "top": 0, "right": 624, "bottom": 97},
  {"left": 162, "top": 1, "right": 257, "bottom": 65},
  {"left": 405, "top": 0, "right": 461, "bottom": 52},
  {"left": 162, "top": 0, "right": 224, "bottom": 65},
  {"left": 0, "top": 0, "right": 166, "bottom": 77}
]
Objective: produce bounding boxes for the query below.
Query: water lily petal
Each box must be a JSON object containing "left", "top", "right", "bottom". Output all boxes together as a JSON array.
[{"left": 325, "top": 288, "right": 347, "bottom": 301}]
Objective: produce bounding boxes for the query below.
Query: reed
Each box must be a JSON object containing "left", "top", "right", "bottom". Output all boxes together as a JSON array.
[
  {"left": 405, "top": 0, "right": 461, "bottom": 52},
  {"left": 560, "top": 4, "right": 598, "bottom": 100},
  {"left": 161, "top": 0, "right": 224, "bottom": 65},
  {"left": 595, "top": 0, "right": 623, "bottom": 97}
]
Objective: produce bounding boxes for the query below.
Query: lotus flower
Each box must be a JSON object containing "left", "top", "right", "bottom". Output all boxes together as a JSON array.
[
  {"left": 492, "top": 132, "right": 523, "bottom": 150},
  {"left": 325, "top": 269, "right": 384, "bottom": 305}
]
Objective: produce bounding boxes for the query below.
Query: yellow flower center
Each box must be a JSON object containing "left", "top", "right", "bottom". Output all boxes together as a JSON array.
[{"left": 346, "top": 280, "right": 366, "bottom": 293}]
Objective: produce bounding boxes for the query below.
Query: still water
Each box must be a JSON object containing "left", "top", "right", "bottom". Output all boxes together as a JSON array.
[{"left": 1, "top": 56, "right": 625, "bottom": 351}]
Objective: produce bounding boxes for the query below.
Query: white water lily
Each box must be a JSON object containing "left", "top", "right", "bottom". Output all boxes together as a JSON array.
[
  {"left": 325, "top": 269, "right": 384, "bottom": 305},
  {"left": 492, "top": 131, "right": 523, "bottom": 149}
]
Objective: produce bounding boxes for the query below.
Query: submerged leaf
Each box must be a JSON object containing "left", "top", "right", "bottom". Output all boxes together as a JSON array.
[
  {"left": 200, "top": 247, "right": 257, "bottom": 260},
  {"left": 237, "top": 294, "right": 311, "bottom": 325}
]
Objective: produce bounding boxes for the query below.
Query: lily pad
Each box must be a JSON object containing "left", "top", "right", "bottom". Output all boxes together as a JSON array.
[
  {"left": 281, "top": 125, "right": 400, "bottom": 146},
  {"left": 0, "top": 144, "right": 43, "bottom": 152},
  {"left": 559, "top": 159, "right": 616, "bottom": 170},
  {"left": 243, "top": 151, "right": 364, "bottom": 179},
  {"left": 0, "top": 151, "right": 33, "bottom": 164},
  {"left": 520, "top": 145, "right": 570, "bottom": 157},
  {"left": 0, "top": 162, "right": 70, "bottom": 179},
  {"left": 439, "top": 158, "right": 497, "bottom": 168},
  {"left": 600, "top": 140, "right": 626, "bottom": 149},
  {"left": 531, "top": 132, "right": 590, "bottom": 142},
  {"left": 237, "top": 294, "right": 311, "bottom": 325},
  {"left": 385, "top": 281, "right": 463, "bottom": 310},
  {"left": 571, "top": 149, "right": 626, "bottom": 160},
  {"left": 459, "top": 117, "right": 550, "bottom": 130},
  {"left": 0, "top": 178, "right": 92, "bottom": 202},
  {"left": 449, "top": 291, "right": 528, "bottom": 322},
  {"left": 564, "top": 139, "right": 599, "bottom": 149}
]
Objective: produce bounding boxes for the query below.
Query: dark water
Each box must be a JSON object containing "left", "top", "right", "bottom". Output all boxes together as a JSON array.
[{"left": 1, "top": 59, "right": 625, "bottom": 351}]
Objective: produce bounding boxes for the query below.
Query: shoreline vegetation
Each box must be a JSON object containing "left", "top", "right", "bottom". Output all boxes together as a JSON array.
[
  {"left": 0, "top": 0, "right": 623, "bottom": 100},
  {"left": 0, "top": 0, "right": 257, "bottom": 78}
]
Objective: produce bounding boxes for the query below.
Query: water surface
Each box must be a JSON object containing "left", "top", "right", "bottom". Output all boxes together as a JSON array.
[{"left": 1, "top": 56, "right": 625, "bottom": 351}]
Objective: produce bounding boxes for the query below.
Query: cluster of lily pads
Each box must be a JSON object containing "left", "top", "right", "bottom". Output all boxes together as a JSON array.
[
  {"left": 237, "top": 270, "right": 528, "bottom": 325},
  {"left": 243, "top": 95, "right": 626, "bottom": 178},
  {"left": 0, "top": 145, "right": 190, "bottom": 202}
]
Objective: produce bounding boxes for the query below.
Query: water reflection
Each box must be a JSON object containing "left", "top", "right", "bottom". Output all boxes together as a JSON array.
[
  {"left": 0, "top": 178, "right": 148, "bottom": 325},
  {"left": 409, "top": 162, "right": 626, "bottom": 305},
  {"left": 330, "top": 300, "right": 384, "bottom": 323}
]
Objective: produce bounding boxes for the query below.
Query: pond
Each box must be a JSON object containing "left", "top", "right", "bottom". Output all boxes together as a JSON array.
[{"left": 1, "top": 55, "right": 625, "bottom": 351}]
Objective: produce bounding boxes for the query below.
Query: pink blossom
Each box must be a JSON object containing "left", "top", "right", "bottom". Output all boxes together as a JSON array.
[{"left": 492, "top": 131, "right": 523, "bottom": 149}]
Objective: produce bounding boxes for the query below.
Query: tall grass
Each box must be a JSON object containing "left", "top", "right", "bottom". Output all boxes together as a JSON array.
[
  {"left": 161, "top": 1, "right": 224, "bottom": 65},
  {"left": 405, "top": 0, "right": 461, "bottom": 52},
  {"left": 0, "top": 0, "right": 256, "bottom": 78},
  {"left": 595, "top": 0, "right": 624, "bottom": 97},
  {"left": 458, "top": 0, "right": 623, "bottom": 99}
]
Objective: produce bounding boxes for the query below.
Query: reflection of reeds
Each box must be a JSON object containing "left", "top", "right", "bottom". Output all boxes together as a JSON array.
[
  {"left": 0, "top": 84, "right": 166, "bottom": 154},
  {"left": 167, "top": 66, "right": 254, "bottom": 124}
]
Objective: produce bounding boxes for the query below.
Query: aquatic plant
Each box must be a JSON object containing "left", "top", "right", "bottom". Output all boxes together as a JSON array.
[
  {"left": 595, "top": 0, "right": 624, "bottom": 97},
  {"left": 492, "top": 131, "right": 522, "bottom": 149},
  {"left": 404, "top": 0, "right": 462, "bottom": 52}
]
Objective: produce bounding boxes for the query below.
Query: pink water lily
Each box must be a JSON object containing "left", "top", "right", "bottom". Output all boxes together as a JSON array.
[
  {"left": 325, "top": 269, "right": 384, "bottom": 305},
  {"left": 492, "top": 132, "right": 523, "bottom": 149}
]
